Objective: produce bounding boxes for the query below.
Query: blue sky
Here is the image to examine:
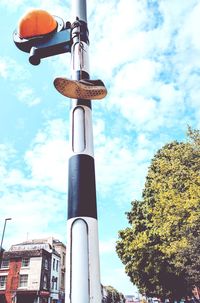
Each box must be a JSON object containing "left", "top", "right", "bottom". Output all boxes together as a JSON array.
[{"left": 1, "top": 0, "right": 200, "bottom": 296}]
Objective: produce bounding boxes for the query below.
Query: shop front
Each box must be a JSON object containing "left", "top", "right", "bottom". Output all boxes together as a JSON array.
[
  {"left": 50, "top": 292, "right": 59, "bottom": 303},
  {"left": 39, "top": 291, "right": 50, "bottom": 303},
  {"left": 16, "top": 291, "right": 37, "bottom": 303},
  {"left": 0, "top": 293, "right": 6, "bottom": 303},
  {"left": 58, "top": 291, "right": 65, "bottom": 303}
]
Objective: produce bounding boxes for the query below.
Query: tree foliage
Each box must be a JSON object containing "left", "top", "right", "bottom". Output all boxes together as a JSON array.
[
  {"left": 116, "top": 128, "right": 200, "bottom": 300},
  {"left": 103, "top": 285, "right": 125, "bottom": 303}
]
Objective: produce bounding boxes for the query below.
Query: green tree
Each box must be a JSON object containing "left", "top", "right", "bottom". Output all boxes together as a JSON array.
[
  {"left": 104, "top": 285, "right": 122, "bottom": 303},
  {"left": 178, "top": 222, "right": 200, "bottom": 288},
  {"left": 116, "top": 129, "right": 200, "bottom": 301}
]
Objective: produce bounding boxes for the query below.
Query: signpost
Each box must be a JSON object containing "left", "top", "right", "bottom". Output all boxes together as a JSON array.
[{"left": 13, "top": 1, "right": 106, "bottom": 302}]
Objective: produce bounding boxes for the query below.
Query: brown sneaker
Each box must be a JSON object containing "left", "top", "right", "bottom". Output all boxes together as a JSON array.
[{"left": 54, "top": 77, "right": 107, "bottom": 100}]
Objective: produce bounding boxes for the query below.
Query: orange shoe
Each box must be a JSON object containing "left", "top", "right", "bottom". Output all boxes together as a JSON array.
[{"left": 54, "top": 77, "right": 107, "bottom": 100}]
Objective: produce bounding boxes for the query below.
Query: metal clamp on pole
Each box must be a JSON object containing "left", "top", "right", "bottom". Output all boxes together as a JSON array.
[{"left": 71, "top": 18, "right": 89, "bottom": 45}]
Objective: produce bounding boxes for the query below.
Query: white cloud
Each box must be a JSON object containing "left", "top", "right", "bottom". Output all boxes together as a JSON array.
[
  {"left": 101, "top": 265, "right": 138, "bottom": 296},
  {"left": 183, "top": 3, "right": 200, "bottom": 50},
  {"left": 88, "top": 0, "right": 200, "bottom": 133},
  {"left": 0, "top": 59, "right": 8, "bottom": 79},
  {"left": 24, "top": 119, "right": 68, "bottom": 192},
  {"left": 1, "top": 188, "right": 66, "bottom": 249},
  {"left": 0, "top": 119, "right": 69, "bottom": 249},
  {"left": 0, "top": 0, "right": 26, "bottom": 10},
  {"left": 112, "top": 60, "right": 160, "bottom": 94},
  {"left": 94, "top": 125, "right": 152, "bottom": 204},
  {"left": 0, "top": 57, "right": 30, "bottom": 81},
  {"left": 0, "top": 0, "right": 70, "bottom": 15},
  {"left": 99, "top": 238, "right": 116, "bottom": 254},
  {"left": 88, "top": 1, "right": 148, "bottom": 80},
  {"left": 16, "top": 86, "right": 41, "bottom": 106}
]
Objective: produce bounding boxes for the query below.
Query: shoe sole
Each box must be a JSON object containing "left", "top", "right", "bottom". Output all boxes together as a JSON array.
[{"left": 54, "top": 78, "right": 107, "bottom": 100}]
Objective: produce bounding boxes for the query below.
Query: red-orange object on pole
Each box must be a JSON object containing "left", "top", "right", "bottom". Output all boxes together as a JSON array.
[{"left": 18, "top": 9, "right": 57, "bottom": 39}]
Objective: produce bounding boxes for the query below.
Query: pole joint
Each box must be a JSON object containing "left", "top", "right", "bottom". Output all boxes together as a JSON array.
[{"left": 71, "top": 18, "right": 89, "bottom": 45}]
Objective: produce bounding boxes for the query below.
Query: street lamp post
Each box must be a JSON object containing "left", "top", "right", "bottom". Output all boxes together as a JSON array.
[
  {"left": 0, "top": 218, "right": 12, "bottom": 267},
  {"left": 65, "top": 1, "right": 102, "bottom": 303}
]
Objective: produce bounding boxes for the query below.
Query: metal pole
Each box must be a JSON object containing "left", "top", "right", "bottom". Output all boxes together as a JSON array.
[
  {"left": 66, "top": 0, "right": 101, "bottom": 302},
  {"left": 0, "top": 218, "right": 12, "bottom": 267}
]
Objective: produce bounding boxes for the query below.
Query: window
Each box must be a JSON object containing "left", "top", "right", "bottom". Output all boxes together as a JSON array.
[
  {"left": 62, "top": 253, "right": 65, "bottom": 266},
  {"left": 43, "top": 275, "right": 47, "bottom": 290},
  {"left": 53, "top": 258, "right": 55, "bottom": 270},
  {"left": 51, "top": 276, "right": 57, "bottom": 290},
  {"left": 1, "top": 259, "right": 9, "bottom": 269},
  {"left": 56, "top": 260, "right": 59, "bottom": 272},
  {"left": 61, "top": 272, "right": 65, "bottom": 288},
  {"left": 21, "top": 258, "right": 30, "bottom": 267},
  {"left": 0, "top": 276, "right": 7, "bottom": 289},
  {"left": 19, "top": 275, "right": 28, "bottom": 287},
  {"left": 44, "top": 258, "right": 48, "bottom": 270}
]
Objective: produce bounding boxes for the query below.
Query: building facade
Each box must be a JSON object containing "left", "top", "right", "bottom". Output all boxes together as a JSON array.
[
  {"left": 0, "top": 238, "right": 66, "bottom": 303},
  {"left": 0, "top": 247, "right": 51, "bottom": 303},
  {"left": 50, "top": 250, "right": 60, "bottom": 303},
  {"left": 52, "top": 240, "right": 66, "bottom": 303}
]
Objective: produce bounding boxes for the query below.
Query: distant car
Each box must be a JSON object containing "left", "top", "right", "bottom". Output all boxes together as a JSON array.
[
  {"left": 125, "top": 295, "right": 140, "bottom": 303},
  {"left": 148, "top": 297, "right": 161, "bottom": 303}
]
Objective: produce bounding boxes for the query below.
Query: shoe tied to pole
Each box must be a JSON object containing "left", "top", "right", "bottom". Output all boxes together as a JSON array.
[{"left": 54, "top": 77, "right": 107, "bottom": 100}]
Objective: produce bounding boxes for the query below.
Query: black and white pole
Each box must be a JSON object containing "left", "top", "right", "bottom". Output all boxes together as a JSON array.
[
  {"left": 13, "top": 3, "right": 102, "bottom": 302},
  {"left": 66, "top": 0, "right": 101, "bottom": 302}
]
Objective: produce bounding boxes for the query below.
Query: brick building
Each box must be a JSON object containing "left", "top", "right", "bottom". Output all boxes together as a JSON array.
[
  {"left": 0, "top": 239, "right": 66, "bottom": 303},
  {"left": 0, "top": 247, "right": 51, "bottom": 303}
]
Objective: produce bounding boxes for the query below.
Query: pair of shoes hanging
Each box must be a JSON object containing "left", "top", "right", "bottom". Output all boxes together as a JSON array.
[{"left": 54, "top": 77, "right": 107, "bottom": 100}]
